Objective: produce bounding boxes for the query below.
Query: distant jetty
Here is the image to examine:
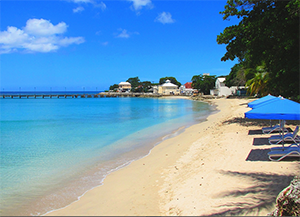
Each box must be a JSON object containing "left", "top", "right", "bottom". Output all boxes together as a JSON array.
[{"left": 0, "top": 92, "right": 166, "bottom": 99}]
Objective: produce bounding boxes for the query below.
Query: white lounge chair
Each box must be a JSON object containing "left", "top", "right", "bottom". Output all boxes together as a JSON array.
[
  {"left": 268, "top": 144, "right": 300, "bottom": 161},
  {"left": 268, "top": 126, "right": 300, "bottom": 145},
  {"left": 262, "top": 120, "right": 288, "bottom": 134}
]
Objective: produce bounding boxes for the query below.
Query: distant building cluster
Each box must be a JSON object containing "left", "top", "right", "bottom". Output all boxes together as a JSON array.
[
  {"left": 116, "top": 76, "right": 246, "bottom": 97},
  {"left": 117, "top": 80, "right": 197, "bottom": 96}
]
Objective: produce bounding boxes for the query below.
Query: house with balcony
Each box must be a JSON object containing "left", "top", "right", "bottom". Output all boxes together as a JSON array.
[{"left": 118, "top": 82, "right": 131, "bottom": 92}]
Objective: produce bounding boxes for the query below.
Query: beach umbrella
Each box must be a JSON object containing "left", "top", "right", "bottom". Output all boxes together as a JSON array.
[
  {"left": 247, "top": 94, "right": 277, "bottom": 109},
  {"left": 245, "top": 97, "right": 300, "bottom": 120},
  {"left": 248, "top": 95, "right": 283, "bottom": 127},
  {"left": 245, "top": 98, "right": 300, "bottom": 149}
]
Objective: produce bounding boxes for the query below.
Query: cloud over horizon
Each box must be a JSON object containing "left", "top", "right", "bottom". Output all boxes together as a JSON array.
[{"left": 0, "top": 18, "right": 85, "bottom": 54}]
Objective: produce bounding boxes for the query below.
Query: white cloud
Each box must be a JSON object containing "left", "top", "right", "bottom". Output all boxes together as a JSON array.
[
  {"left": 73, "top": 6, "right": 85, "bottom": 13},
  {"left": 115, "top": 29, "right": 139, "bottom": 39},
  {"left": 0, "top": 18, "right": 84, "bottom": 54},
  {"left": 116, "top": 29, "right": 130, "bottom": 38},
  {"left": 71, "top": 0, "right": 93, "bottom": 3},
  {"left": 155, "top": 12, "right": 175, "bottom": 24},
  {"left": 69, "top": 0, "right": 106, "bottom": 11},
  {"left": 95, "top": 2, "right": 106, "bottom": 11},
  {"left": 128, "top": 0, "right": 153, "bottom": 11},
  {"left": 24, "top": 19, "right": 67, "bottom": 35}
]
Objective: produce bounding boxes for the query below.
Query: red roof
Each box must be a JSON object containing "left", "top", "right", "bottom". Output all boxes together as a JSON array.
[{"left": 185, "top": 82, "right": 192, "bottom": 88}]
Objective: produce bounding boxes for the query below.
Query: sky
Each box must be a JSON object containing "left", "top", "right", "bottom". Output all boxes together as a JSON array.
[{"left": 0, "top": 0, "right": 239, "bottom": 92}]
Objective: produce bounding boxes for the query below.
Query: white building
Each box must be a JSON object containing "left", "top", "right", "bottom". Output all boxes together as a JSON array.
[
  {"left": 210, "top": 77, "right": 233, "bottom": 97},
  {"left": 118, "top": 82, "right": 131, "bottom": 92},
  {"left": 179, "top": 82, "right": 195, "bottom": 96},
  {"left": 157, "top": 80, "right": 180, "bottom": 95}
]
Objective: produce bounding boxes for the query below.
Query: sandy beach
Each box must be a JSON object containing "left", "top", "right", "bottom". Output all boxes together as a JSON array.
[{"left": 46, "top": 98, "right": 300, "bottom": 216}]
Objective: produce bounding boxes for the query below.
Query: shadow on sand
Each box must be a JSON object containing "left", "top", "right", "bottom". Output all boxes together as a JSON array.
[
  {"left": 222, "top": 117, "right": 270, "bottom": 127},
  {"left": 222, "top": 117, "right": 300, "bottom": 128},
  {"left": 246, "top": 149, "right": 270, "bottom": 161},
  {"left": 206, "top": 171, "right": 297, "bottom": 216},
  {"left": 252, "top": 138, "right": 270, "bottom": 146},
  {"left": 248, "top": 129, "right": 264, "bottom": 135},
  {"left": 248, "top": 128, "right": 293, "bottom": 135}
]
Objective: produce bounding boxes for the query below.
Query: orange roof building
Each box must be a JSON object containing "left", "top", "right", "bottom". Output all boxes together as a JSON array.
[{"left": 184, "top": 82, "right": 192, "bottom": 89}]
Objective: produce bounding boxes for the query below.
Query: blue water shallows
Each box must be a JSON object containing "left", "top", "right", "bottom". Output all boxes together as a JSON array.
[{"left": 0, "top": 97, "right": 214, "bottom": 216}]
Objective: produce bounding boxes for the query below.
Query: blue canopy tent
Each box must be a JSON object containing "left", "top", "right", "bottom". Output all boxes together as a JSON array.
[
  {"left": 248, "top": 94, "right": 277, "bottom": 109},
  {"left": 245, "top": 98, "right": 300, "bottom": 120},
  {"left": 245, "top": 98, "right": 300, "bottom": 152},
  {"left": 248, "top": 95, "right": 284, "bottom": 127}
]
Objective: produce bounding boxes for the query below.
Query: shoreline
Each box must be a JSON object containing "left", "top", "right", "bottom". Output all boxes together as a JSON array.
[
  {"left": 42, "top": 97, "right": 213, "bottom": 216},
  {"left": 46, "top": 98, "right": 300, "bottom": 216}
]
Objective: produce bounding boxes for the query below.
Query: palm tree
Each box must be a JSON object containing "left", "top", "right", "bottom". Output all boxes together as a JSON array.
[{"left": 245, "top": 66, "right": 269, "bottom": 96}]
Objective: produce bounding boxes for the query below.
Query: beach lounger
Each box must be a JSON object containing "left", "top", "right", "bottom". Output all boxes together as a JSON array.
[
  {"left": 268, "top": 126, "right": 300, "bottom": 145},
  {"left": 268, "top": 144, "right": 300, "bottom": 161},
  {"left": 262, "top": 120, "right": 288, "bottom": 134}
]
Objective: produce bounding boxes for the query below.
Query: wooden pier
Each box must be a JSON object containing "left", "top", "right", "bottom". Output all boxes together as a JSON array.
[{"left": 0, "top": 92, "right": 163, "bottom": 99}]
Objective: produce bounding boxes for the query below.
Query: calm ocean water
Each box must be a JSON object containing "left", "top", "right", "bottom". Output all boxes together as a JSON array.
[{"left": 0, "top": 97, "right": 214, "bottom": 216}]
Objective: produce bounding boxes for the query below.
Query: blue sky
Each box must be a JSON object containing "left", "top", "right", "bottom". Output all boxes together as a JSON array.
[{"left": 0, "top": 0, "right": 239, "bottom": 91}]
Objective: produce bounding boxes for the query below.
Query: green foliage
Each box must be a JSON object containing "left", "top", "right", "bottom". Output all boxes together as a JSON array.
[
  {"left": 135, "top": 81, "right": 152, "bottom": 93},
  {"left": 217, "top": 0, "right": 300, "bottom": 98},
  {"left": 159, "top": 77, "right": 181, "bottom": 87},
  {"left": 245, "top": 66, "right": 270, "bottom": 96},
  {"left": 126, "top": 77, "right": 140, "bottom": 90},
  {"left": 109, "top": 84, "right": 119, "bottom": 91},
  {"left": 225, "top": 62, "right": 246, "bottom": 87},
  {"left": 192, "top": 74, "right": 216, "bottom": 95}
]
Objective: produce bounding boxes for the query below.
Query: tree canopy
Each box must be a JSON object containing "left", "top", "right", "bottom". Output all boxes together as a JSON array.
[
  {"left": 217, "top": 0, "right": 299, "bottom": 98},
  {"left": 109, "top": 84, "right": 119, "bottom": 91},
  {"left": 225, "top": 63, "right": 246, "bottom": 87},
  {"left": 192, "top": 74, "right": 216, "bottom": 95},
  {"left": 135, "top": 81, "right": 152, "bottom": 93},
  {"left": 126, "top": 77, "right": 140, "bottom": 90},
  {"left": 159, "top": 77, "right": 181, "bottom": 87}
]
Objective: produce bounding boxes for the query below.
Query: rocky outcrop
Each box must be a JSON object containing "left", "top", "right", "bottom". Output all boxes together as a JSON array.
[{"left": 269, "top": 176, "right": 300, "bottom": 216}]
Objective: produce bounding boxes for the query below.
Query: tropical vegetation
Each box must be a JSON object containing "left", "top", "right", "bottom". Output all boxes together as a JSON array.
[
  {"left": 191, "top": 74, "right": 216, "bottom": 95},
  {"left": 159, "top": 77, "right": 181, "bottom": 87},
  {"left": 217, "top": 0, "right": 299, "bottom": 100}
]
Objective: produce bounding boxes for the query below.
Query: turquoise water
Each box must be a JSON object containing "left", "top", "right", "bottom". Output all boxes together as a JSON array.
[{"left": 0, "top": 97, "right": 214, "bottom": 216}]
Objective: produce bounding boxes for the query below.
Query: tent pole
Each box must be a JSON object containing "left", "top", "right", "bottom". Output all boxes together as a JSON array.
[{"left": 281, "top": 120, "right": 285, "bottom": 150}]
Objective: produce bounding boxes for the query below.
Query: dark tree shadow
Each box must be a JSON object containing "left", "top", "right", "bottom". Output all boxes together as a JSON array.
[
  {"left": 246, "top": 149, "right": 270, "bottom": 161},
  {"left": 206, "top": 171, "right": 298, "bottom": 216},
  {"left": 222, "top": 117, "right": 271, "bottom": 127}
]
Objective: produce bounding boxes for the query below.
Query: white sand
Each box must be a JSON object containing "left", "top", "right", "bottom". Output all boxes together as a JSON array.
[{"left": 47, "top": 98, "right": 300, "bottom": 216}]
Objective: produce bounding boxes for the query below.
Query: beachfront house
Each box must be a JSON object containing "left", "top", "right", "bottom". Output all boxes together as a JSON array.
[
  {"left": 210, "top": 77, "right": 234, "bottom": 97},
  {"left": 180, "top": 82, "right": 195, "bottom": 95},
  {"left": 157, "top": 80, "right": 180, "bottom": 95},
  {"left": 118, "top": 82, "right": 131, "bottom": 92}
]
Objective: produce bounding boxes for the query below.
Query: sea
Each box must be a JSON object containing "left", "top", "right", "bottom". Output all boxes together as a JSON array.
[{"left": 0, "top": 93, "right": 215, "bottom": 216}]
